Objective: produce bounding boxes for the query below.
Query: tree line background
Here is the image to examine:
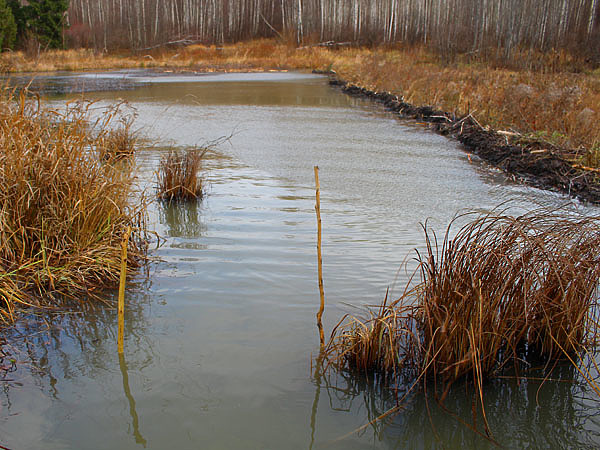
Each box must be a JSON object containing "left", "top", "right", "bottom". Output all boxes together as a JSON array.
[{"left": 2, "top": 0, "right": 599, "bottom": 62}]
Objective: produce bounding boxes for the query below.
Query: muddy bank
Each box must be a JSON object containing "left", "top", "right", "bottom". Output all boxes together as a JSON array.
[{"left": 325, "top": 73, "right": 600, "bottom": 204}]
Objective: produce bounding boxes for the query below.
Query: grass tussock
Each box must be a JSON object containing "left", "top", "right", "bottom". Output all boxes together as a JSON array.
[
  {"left": 96, "top": 126, "right": 137, "bottom": 161},
  {"left": 94, "top": 103, "right": 139, "bottom": 161},
  {"left": 327, "top": 210, "right": 600, "bottom": 408},
  {"left": 157, "top": 148, "right": 206, "bottom": 202},
  {"left": 0, "top": 91, "right": 147, "bottom": 323}
]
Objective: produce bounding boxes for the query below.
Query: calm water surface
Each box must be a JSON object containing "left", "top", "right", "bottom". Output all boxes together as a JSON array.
[{"left": 2, "top": 71, "right": 599, "bottom": 449}]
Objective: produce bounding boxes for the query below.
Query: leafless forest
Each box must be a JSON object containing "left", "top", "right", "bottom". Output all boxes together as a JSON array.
[{"left": 69, "top": 0, "right": 599, "bottom": 58}]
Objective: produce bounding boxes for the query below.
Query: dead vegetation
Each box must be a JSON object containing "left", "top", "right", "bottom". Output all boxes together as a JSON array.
[
  {"left": 326, "top": 46, "right": 600, "bottom": 157},
  {"left": 0, "top": 90, "right": 148, "bottom": 323},
  {"left": 96, "top": 126, "right": 138, "bottom": 161},
  {"left": 334, "top": 81, "right": 600, "bottom": 203},
  {"left": 326, "top": 210, "right": 600, "bottom": 433},
  {"left": 157, "top": 147, "right": 206, "bottom": 202}
]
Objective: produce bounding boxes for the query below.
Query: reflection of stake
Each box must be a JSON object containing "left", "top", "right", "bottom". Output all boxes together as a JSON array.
[
  {"left": 309, "top": 352, "right": 324, "bottom": 450},
  {"left": 119, "top": 352, "right": 148, "bottom": 447},
  {"left": 118, "top": 226, "right": 132, "bottom": 354},
  {"left": 117, "top": 227, "right": 146, "bottom": 447},
  {"left": 314, "top": 166, "right": 325, "bottom": 348}
]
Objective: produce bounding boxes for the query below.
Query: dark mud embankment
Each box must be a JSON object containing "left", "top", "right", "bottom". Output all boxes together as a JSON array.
[{"left": 325, "top": 74, "right": 600, "bottom": 204}]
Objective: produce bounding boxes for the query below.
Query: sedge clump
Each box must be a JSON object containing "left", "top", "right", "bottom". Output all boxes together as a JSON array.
[
  {"left": 157, "top": 148, "right": 206, "bottom": 202},
  {"left": 0, "top": 91, "right": 147, "bottom": 323},
  {"left": 327, "top": 210, "right": 600, "bottom": 431}
]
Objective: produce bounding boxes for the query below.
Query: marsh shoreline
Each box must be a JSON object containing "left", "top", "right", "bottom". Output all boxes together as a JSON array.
[{"left": 324, "top": 72, "right": 600, "bottom": 204}]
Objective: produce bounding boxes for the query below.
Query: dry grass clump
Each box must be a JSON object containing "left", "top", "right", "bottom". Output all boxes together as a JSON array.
[
  {"left": 327, "top": 210, "right": 600, "bottom": 414},
  {"left": 96, "top": 125, "right": 137, "bottom": 161},
  {"left": 157, "top": 148, "right": 206, "bottom": 202},
  {"left": 0, "top": 91, "right": 147, "bottom": 323},
  {"left": 418, "top": 212, "right": 600, "bottom": 381},
  {"left": 92, "top": 101, "right": 139, "bottom": 161},
  {"left": 330, "top": 292, "right": 419, "bottom": 381}
]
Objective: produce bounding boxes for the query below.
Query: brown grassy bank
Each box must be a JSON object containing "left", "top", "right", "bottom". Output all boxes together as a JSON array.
[
  {"left": 335, "top": 79, "right": 600, "bottom": 203},
  {"left": 2, "top": 40, "right": 598, "bottom": 166},
  {"left": 0, "top": 92, "right": 148, "bottom": 323}
]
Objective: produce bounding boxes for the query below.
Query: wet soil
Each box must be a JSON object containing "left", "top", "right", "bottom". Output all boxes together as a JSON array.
[{"left": 324, "top": 73, "right": 600, "bottom": 204}]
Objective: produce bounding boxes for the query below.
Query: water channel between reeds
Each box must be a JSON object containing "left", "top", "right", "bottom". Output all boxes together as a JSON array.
[{"left": 2, "top": 71, "right": 600, "bottom": 449}]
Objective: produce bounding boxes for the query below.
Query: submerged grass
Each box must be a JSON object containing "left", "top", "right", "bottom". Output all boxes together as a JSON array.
[
  {"left": 326, "top": 210, "right": 600, "bottom": 432},
  {"left": 0, "top": 91, "right": 147, "bottom": 323},
  {"left": 157, "top": 148, "right": 206, "bottom": 202}
]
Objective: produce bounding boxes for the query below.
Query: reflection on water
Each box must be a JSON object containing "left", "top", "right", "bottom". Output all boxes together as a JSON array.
[
  {"left": 118, "top": 352, "right": 147, "bottom": 447},
  {"left": 4, "top": 70, "right": 347, "bottom": 108},
  {"left": 160, "top": 200, "right": 207, "bottom": 239},
  {"left": 3, "top": 70, "right": 146, "bottom": 95},
  {"left": 314, "top": 363, "right": 600, "bottom": 449},
  {"left": 2, "top": 71, "right": 600, "bottom": 449}
]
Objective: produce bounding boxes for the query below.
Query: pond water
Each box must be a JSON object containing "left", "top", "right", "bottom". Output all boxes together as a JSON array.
[{"left": 2, "top": 70, "right": 599, "bottom": 449}]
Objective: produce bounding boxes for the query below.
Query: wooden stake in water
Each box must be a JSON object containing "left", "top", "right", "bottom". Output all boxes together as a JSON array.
[
  {"left": 118, "top": 226, "right": 132, "bottom": 354},
  {"left": 314, "top": 166, "right": 325, "bottom": 348}
]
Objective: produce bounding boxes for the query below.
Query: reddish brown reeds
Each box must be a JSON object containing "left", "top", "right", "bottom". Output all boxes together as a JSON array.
[
  {"left": 0, "top": 91, "right": 147, "bottom": 323},
  {"left": 418, "top": 212, "right": 600, "bottom": 388},
  {"left": 156, "top": 148, "right": 206, "bottom": 202},
  {"left": 329, "top": 291, "right": 419, "bottom": 380},
  {"left": 327, "top": 210, "right": 600, "bottom": 412}
]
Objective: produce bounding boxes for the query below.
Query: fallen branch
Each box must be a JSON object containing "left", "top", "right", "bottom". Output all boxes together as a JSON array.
[
  {"left": 259, "top": 13, "right": 284, "bottom": 41},
  {"left": 572, "top": 164, "right": 600, "bottom": 174},
  {"left": 298, "top": 41, "right": 353, "bottom": 50},
  {"left": 135, "top": 38, "right": 205, "bottom": 52}
]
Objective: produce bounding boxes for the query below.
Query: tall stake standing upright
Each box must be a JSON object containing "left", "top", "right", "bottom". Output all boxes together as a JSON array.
[
  {"left": 118, "top": 226, "right": 132, "bottom": 354},
  {"left": 314, "top": 166, "right": 325, "bottom": 347}
]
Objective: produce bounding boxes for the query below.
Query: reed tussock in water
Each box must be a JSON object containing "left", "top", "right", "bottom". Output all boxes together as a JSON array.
[
  {"left": 0, "top": 92, "right": 147, "bottom": 323},
  {"left": 327, "top": 210, "right": 600, "bottom": 397},
  {"left": 97, "top": 126, "right": 137, "bottom": 161},
  {"left": 92, "top": 101, "right": 138, "bottom": 161},
  {"left": 157, "top": 148, "right": 206, "bottom": 202},
  {"left": 331, "top": 293, "right": 418, "bottom": 381}
]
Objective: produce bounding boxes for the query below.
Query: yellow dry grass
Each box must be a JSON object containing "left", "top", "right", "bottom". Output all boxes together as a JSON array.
[
  {"left": 157, "top": 148, "right": 206, "bottom": 202},
  {"left": 0, "top": 91, "right": 148, "bottom": 323}
]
